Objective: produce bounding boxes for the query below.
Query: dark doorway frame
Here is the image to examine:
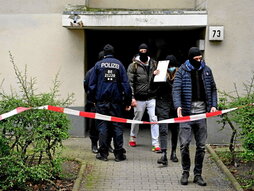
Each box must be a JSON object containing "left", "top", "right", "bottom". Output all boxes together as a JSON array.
[
  {"left": 85, "top": 28, "right": 206, "bottom": 70},
  {"left": 84, "top": 27, "right": 206, "bottom": 136}
]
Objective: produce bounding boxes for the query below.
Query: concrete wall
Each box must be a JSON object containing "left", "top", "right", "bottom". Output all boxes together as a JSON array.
[
  {"left": 88, "top": 0, "right": 195, "bottom": 9},
  {"left": 0, "top": 0, "right": 85, "bottom": 107},
  {"left": 0, "top": 0, "right": 86, "bottom": 13},
  {"left": 205, "top": 0, "right": 254, "bottom": 95}
]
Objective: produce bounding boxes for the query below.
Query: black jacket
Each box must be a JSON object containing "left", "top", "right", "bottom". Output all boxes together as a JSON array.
[{"left": 127, "top": 56, "right": 157, "bottom": 101}]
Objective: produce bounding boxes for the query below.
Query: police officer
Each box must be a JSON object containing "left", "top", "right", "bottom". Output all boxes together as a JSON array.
[
  {"left": 83, "top": 51, "right": 104, "bottom": 154},
  {"left": 88, "top": 44, "right": 132, "bottom": 162}
]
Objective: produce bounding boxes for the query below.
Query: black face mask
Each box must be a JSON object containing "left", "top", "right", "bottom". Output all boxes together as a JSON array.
[
  {"left": 139, "top": 52, "right": 148, "bottom": 63},
  {"left": 190, "top": 59, "right": 201, "bottom": 69}
]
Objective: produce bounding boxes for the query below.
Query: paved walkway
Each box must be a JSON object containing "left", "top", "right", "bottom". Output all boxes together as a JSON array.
[{"left": 63, "top": 128, "right": 234, "bottom": 191}]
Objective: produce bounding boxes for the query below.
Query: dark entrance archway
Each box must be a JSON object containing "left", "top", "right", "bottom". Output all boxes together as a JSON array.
[
  {"left": 85, "top": 28, "right": 205, "bottom": 70},
  {"left": 84, "top": 28, "right": 205, "bottom": 136}
]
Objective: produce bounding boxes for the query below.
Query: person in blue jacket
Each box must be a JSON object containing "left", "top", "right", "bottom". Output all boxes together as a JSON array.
[
  {"left": 88, "top": 44, "right": 132, "bottom": 162},
  {"left": 173, "top": 47, "right": 217, "bottom": 186},
  {"left": 84, "top": 50, "right": 104, "bottom": 154}
]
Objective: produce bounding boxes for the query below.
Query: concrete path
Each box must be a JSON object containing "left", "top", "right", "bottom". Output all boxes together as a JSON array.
[{"left": 63, "top": 128, "right": 234, "bottom": 191}]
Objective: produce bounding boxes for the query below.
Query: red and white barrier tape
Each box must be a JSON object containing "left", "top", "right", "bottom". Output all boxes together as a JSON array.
[{"left": 0, "top": 104, "right": 253, "bottom": 124}]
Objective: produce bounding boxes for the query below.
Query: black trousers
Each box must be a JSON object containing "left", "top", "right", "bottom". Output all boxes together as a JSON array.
[
  {"left": 96, "top": 102, "right": 125, "bottom": 157},
  {"left": 158, "top": 118, "right": 179, "bottom": 151},
  {"left": 85, "top": 102, "right": 99, "bottom": 144}
]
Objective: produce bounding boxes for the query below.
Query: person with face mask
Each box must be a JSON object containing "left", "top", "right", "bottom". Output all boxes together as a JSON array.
[
  {"left": 173, "top": 47, "right": 218, "bottom": 186},
  {"left": 155, "top": 55, "right": 180, "bottom": 166},
  {"left": 127, "top": 43, "right": 160, "bottom": 152}
]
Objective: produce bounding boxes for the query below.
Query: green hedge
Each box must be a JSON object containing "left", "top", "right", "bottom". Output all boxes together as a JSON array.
[
  {"left": 0, "top": 52, "right": 75, "bottom": 190},
  {"left": 218, "top": 72, "right": 254, "bottom": 161}
]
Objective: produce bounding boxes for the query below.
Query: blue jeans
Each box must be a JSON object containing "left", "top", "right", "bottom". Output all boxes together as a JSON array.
[{"left": 179, "top": 118, "right": 207, "bottom": 175}]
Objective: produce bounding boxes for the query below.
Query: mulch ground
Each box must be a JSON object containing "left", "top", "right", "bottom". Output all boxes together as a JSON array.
[
  {"left": 27, "top": 160, "right": 81, "bottom": 191},
  {"left": 211, "top": 145, "right": 254, "bottom": 191}
]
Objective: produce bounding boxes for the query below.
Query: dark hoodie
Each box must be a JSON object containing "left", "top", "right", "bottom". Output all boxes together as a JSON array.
[{"left": 188, "top": 47, "right": 206, "bottom": 102}]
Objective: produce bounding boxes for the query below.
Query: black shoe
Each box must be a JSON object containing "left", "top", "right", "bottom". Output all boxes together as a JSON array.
[
  {"left": 96, "top": 153, "right": 108, "bottom": 161},
  {"left": 92, "top": 145, "right": 98, "bottom": 154},
  {"left": 157, "top": 155, "right": 168, "bottom": 166},
  {"left": 180, "top": 172, "right": 189, "bottom": 185},
  {"left": 170, "top": 151, "right": 179, "bottom": 162},
  {"left": 115, "top": 154, "right": 126, "bottom": 162},
  {"left": 193, "top": 175, "right": 207, "bottom": 186}
]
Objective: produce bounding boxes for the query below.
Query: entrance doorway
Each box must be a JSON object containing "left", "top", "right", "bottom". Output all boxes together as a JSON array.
[
  {"left": 84, "top": 28, "right": 206, "bottom": 135},
  {"left": 85, "top": 28, "right": 205, "bottom": 70}
]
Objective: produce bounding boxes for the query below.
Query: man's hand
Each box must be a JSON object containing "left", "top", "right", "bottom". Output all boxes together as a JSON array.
[
  {"left": 125, "top": 106, "right": 131, "bottom": 111},
  {"left": 153, "top": 69, "right": 160, "bottom": 75},
  {"left": 131, "top": 98, "right": 137, "bottom": 107},
  {"left": 177, "top": 107, "right": 183, "bottom": 118},
  {"left": 210, "top": 107, "right": 217, "bottom": 113}
]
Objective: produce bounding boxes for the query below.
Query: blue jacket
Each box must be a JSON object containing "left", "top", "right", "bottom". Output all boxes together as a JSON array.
[
  {"left": 88, "top": 55, "right": 132, "bottom": 106},
  {"left": 172, "top": 60, "right": 217, "bottom": 115},
  {"left": 84, "top": 67, "right": 93, "bottom": 93}
]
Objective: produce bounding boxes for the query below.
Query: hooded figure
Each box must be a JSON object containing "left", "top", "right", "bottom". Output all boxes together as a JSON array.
[
  {"left": 166, "top": 55, "right": 178, "bottom": 67},
  {"left": 188, "top": 47, "right": 202, "bottom": 69},
  {"left": 127, "top": 43, "right": 160, "bottom": 152},
  {"left": 165, "top": 54, "right": 179, "bottom": 81},
  {"left": 172, "top": 47, "right": 218, "bottom": 186},
  {"left": 156, "top": 54, "right": 180, "bottom": 166},
  {"left": 138, "top": 43, "right": 149, "bottom": 63}
]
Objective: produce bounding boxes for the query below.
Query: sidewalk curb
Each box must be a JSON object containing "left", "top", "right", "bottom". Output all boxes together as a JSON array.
[
  {"left": 72, "top": 158, "right": 86, "bottom": 191},
  {"left": 206, "top": 144, "right": 244, "bottom": 191}
]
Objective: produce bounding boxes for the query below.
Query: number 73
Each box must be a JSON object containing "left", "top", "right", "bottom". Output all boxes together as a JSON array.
[{"left": 212, "top": 30, "right": 221, "bottom": 37}]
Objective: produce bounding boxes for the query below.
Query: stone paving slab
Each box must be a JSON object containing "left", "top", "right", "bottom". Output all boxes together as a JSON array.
[{"left": 63, "top": 128, "right": 235, "bottom": 191}]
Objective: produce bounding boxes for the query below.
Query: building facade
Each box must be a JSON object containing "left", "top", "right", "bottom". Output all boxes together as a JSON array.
[{"left": 0, "top": 0, "right": 253, "bottom": 143}]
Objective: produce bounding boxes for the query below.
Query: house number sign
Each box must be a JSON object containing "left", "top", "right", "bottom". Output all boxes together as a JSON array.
[{"left": 209, "top": 26, "right": 224, "bottom": 41}]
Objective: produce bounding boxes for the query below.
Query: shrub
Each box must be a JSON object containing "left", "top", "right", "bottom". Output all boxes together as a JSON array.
[
  {"left": 218, "top": 72, "right": 254, "bottom": 163},
  {"left": 0, "top": 52, "right": 75, "bottom": 190}
]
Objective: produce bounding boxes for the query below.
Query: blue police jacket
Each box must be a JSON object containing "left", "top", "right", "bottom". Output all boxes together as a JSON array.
[{"left": 88, "top": 55, "right": 132, "bottom": 106}]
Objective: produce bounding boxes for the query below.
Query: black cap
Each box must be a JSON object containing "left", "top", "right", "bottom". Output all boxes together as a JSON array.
[
  {"left": 103, "top": 44, "right": 114, "bottom": 56},
  {"left": 165, "top": 55, "right": 179, "bottom": 67},
  {"left": 138, "top": 43, "right": 148, "bottom": 50},
  {"left": 188, "top": 47, "right": 201, "bottom": 60}
]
